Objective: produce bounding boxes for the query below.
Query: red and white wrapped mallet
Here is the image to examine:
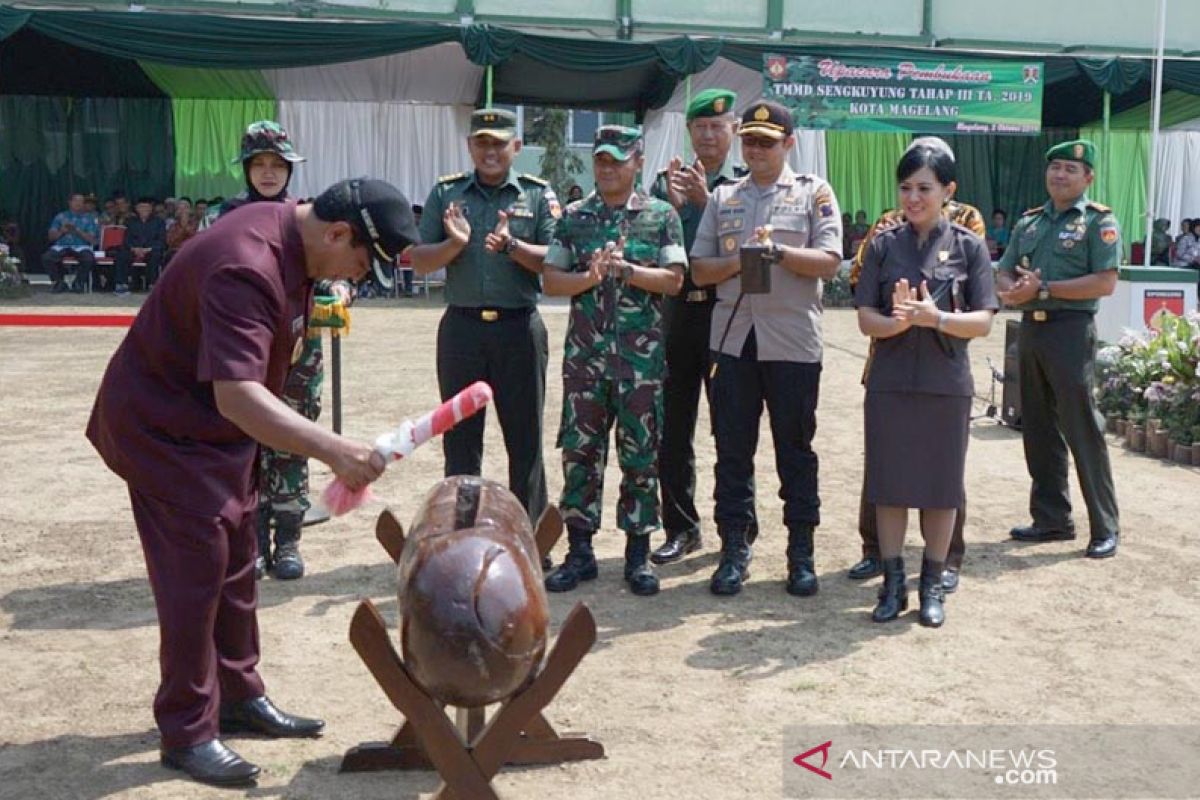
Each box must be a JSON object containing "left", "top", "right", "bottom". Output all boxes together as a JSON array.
[{"left": 321, "top": 381, "right": 494, "bottom": 516}]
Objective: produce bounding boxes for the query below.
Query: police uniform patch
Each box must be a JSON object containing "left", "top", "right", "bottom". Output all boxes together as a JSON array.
[
  {"left": 723, "top": 235, "right": 738, "bottom": 252},
  {"left": 1100, "top": 226, "right": 1118, "bottom": 245}
]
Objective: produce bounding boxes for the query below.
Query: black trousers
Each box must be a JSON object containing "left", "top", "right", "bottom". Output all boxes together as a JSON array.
[
  {"left": 710, "top": 329, "right": 821, "bottom": 532},
  {"left": 41, "top": 247, "right": 94, "bottom": 285},
  {"left": 437, "top": 306, "right": 549, "bottom": 524},
  {"left": 114, "top": 247, "right": 163, "bottom": 289},
  {"left": 658, "top": 296, "right": 715, "bottom": 537},
  {"left": 1018, "top": 313, "right": 1119, "bottom": 539}
]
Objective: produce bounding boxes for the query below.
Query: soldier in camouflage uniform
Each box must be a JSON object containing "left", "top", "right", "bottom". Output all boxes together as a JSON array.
[
  {"left": 541, "top": 125, "right": 688, "bottom": 597},
  {"left": 846, "top": 137, "right": 985, "bottom": 593},
  {"left": 218, "top": 120, "right": 338, "bottom": 581}
]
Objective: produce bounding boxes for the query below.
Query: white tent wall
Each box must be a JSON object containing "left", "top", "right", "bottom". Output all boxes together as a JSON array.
[
  {"left": 277, "top": 101, "right": 474, "bottom": 204},
  {"left": 262, "top": 44, "right": 483, "bottom": 104},
  {"left": 1152, "top": 132, "right": 1200, "bottom": 232}
]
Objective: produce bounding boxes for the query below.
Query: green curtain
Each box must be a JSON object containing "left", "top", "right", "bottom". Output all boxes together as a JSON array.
[
  {"left": 1102, "top": 90, "right": 1200, "bottom": 130},
  {"left": 141, "top": 63, "right": 274, "bottom": 100},
  {"left": 1080, "top": 126, "right": 1149, "bottom": 259},
  {"left": 824, "top": 132, "right": 910, "bottom": 223},
  {"left": 0, "top": 7, "right": 29, "bottom": 41},
  {"left": 0, "top": 96, "right": 173, "bottom": 267},
  {"left": 944, "top": 129, "right": 1076, "bottom": 224},
  {"left": 172, "top": 98, "right": 276, "bottom": 200}
]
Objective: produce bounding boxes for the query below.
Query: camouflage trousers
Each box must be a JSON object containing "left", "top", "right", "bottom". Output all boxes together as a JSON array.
[
  {"left": 558, "top": 375, "right": 663, "bottom": 537},
  {"left": 258, "top": 334, "right": 324, "bottom": 516}
]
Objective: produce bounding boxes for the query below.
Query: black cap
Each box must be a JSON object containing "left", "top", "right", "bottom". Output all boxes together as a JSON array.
[
  {"left": 739, "top": 101, "right": 794, "bottom": 140},
  {"left": 347, "top": 178, "right": 421, "bottom": 263}
]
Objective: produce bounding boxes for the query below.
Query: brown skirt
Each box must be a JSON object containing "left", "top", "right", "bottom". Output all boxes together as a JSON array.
[{"left": 864, "top": 391, "right": 970, "bottom": 509}]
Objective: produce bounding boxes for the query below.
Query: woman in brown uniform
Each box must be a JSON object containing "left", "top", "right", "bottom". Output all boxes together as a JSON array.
[{"left": 853, "top": 141, "right": 997, "bottom": 627}]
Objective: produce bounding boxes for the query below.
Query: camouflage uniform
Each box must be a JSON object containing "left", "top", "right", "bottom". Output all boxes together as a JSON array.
[{"left": 544, "top": 191, "right": 688, "bottom": 537}]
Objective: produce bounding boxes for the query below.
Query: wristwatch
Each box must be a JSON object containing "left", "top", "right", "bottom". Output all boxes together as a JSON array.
[
  {"left": 503, "top": 236, "right": 519, "bottom": 255},
  {"left": 1037, "top": 283, "right": 1051, "bottom": 302}
]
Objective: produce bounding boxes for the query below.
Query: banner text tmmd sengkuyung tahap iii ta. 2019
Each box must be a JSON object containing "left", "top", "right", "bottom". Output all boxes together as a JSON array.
[{"left": 763, "top": 54, "right": 1044, "bottom": 135}]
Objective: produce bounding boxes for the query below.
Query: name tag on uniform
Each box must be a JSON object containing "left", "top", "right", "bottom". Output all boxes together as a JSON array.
[{"left": 719, "top": 217, "right": 745, "bottom": 232}]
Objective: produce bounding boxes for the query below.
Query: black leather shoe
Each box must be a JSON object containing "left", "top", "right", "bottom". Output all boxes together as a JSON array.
[
  {"left": 918, "top": 558, "right": 946, "bottom": 628},
  {"left": 219, "top": 696, "right": 324, "bottom": 738},
  {"left": 1085, "top": 534, "right": 1119, "bottom": 559},
  {"left": 847, "top": 555, "right": 883, "bottom": 580},
  {"left": 710, "top": 526, "right": 751, "bottom": 596},
  {"left": 941, "top": 568, "right": 959, "bottom": 594},
  {"left": 1010, "top": 524, "right": 1076, "bottom": 542},
  {"left": 160, "top": 739, "right": 260, "bottom": 787},
  {"left": 271, "top": 514, "right": 304, "bottom": 580},
  {"left": 871, "top": 557, "right": 907, "bottom": 623},
  {"left": 650, "top": 530, "right": 702, "bottom": 565}
]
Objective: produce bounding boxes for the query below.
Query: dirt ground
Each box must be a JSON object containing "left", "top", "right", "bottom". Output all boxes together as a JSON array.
[{"left": 1, "top": 293, "right": 1198, "bottom": 800}]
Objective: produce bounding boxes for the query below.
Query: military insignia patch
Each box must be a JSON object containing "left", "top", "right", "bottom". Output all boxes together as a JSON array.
[
  {"left": 545, "top": 188, "right": 562, "bottom": 219},
  {"left": 724, "top": 235, "right": 738, "bottom": 252},
  {"left": 713, "top": 97, "right": 726, "bottom": 113},
  {"left": 1073, "top": 143, "right": 1084, "bottom": 159},
  {"left": 1100, "top": 226, "right": 1118, "bottom": 245},
  {"left": 754, "top": 105, "right": 770, "bottom": 122}
]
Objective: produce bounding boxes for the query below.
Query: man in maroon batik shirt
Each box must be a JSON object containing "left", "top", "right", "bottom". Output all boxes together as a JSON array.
[{"left": 87, "top": 178, "right": 418, "bottom": 788}]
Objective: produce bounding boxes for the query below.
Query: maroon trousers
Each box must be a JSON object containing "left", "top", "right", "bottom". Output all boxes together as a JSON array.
[{"left": 130, "top": 487, "right": 265, "bottom": 749}]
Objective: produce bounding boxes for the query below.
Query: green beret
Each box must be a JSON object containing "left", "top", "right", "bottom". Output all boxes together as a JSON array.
[
  {"left": 1046, "top": 139, "right": 1096, "bottom": 168},
  {"left": 686, "top": 88, "right": 737, "bottom": 122}
]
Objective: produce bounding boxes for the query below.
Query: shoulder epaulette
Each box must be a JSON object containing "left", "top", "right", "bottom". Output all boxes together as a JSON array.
[
  {"left": 733, "top": 163, "right": 749, "bottom": 177},
  {"left": 1022, "top": 206, "right": 1042, "bottom": 217},
  {"left": 519, "top": 173, "right": 548, "bottom": 186},
  {"left": 1086, "top": 200, "right": 1111, "bottom": 213},
  {"left": 436, "top": 172, "right": 467, "bottom": 184}
]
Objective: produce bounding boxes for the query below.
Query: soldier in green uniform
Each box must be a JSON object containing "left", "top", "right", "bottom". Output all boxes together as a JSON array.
[
  {"left": 648, "top": 87, "right": 752, "bottom": 566},
  {"left": 409, "top": 108, "right": 559, "bottom": 537},
  {"left": 541, "top": 125, "right": 687, "bottom": 597},
  {"left": 997, "top": 139, "right": 1121, "bottom": 559}
]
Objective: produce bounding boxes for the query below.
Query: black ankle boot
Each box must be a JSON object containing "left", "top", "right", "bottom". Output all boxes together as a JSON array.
[
  {"left": 710, "top": 525, "right": 752, "bottom": 596},
  {"left": 271, "top": 512, "right": 305, "bottom": 580},
  {"left": 785, "top": 524, "right": 819, "bottom": 597},
  {"left": 871, "top": 557, "right": 907, "bottom": 622},
  {"left": 918, "top": 557, "right": 946, "bottom": 628},
  {"left": 255, "top": 507, "right": 272, "bottom": 580},
  {"left": 623, "top": 535, "right": 660, "bottom": 596},
  {"left": 545, "top": 528, "right": 598, "bottom": 593}
]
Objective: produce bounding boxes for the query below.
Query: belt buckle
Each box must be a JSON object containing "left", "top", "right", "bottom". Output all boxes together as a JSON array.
[
  {"left": 481, "top": 309, "right": 499, "bottom": 322},
  {"left": 1032, "top": 310, "right": 1047, "bottom": 322},
  {"left": 686, "top": 289, "right": 707, "bottom": 302}
]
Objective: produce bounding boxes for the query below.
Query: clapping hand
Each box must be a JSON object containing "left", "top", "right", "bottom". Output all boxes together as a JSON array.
[
  {"left": 893, "top": 279, "right": 940, "bottom": 328},
  {"left": 996, "top": 265, "right": 1041, "bottom": 306},
  {"left": 669, "top": 158, "right": 708, "bottom": 208},
  {"left": 444, "top": 202, "right": 471, "bottom": 246},
  {"left": 664, "top": 157, "right": 687, "bottom": 209},
  {"left": 484, "top": 210, "right": 512, "bottom": 254},
  {"left": 588, "top": 236, "right": 627, "bottom": 285}
]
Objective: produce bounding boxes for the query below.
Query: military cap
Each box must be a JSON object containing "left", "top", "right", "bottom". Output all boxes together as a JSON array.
[
  {"left": 738, "top": 101, "right": 794, "bottom": 140},
  {"left": 469, "top": 108, "right": 518, "bottom": 142},
  {"left": 686, "top": 88, "right": 737, "bottom": 122},
  {"left": 593, "top": 125, "right": 644, "bottom": 161},
  {"left": 236, "top": 120, "right": 305, "bottom": 165},
  {"left": 344, "top": 178, "right": 421, "bottom": 264},
  {"left": 1046, "top": 139, "right": 1096, "bottom": 168}
]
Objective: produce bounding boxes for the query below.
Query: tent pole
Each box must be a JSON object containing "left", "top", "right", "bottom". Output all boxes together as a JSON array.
[
  {"left": 485, "top": 65, "right": 493, "bottom": 108},
  {"left": 1143, "top": 0, "right": 1167, "bottom": 267},
  {"left": 1102, "top": 90, "right": 1111, "bottom": 192}
]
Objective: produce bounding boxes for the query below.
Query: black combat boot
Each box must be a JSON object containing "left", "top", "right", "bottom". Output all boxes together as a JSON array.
[
  {"left": 709, "top": 525, "right": 752, "bottom": 596},
  {"left": 918, "top": 557, "right": 946, "bottom": 628},
  {"left": 871, "top": 557, "right": 907, "bottom": 623},
  {"left": 271, "top": 511, "right": 305, "bottom": 580},
  {"left": 255, "top": 506, "right": 273, "bottom": 580},
  {"left": 785, "top": 524, "right": 819, "bottom": 597},
  {"left": 624, "top": 534, "right": 660, "bottom": 596},
  {"left": 545, "top": 528, "right": 598, "bottom": 593}
]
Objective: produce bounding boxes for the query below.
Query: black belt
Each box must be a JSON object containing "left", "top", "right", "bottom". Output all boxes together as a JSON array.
[
  {"left": 676, "top": 289, "right": 714, "bottom": 304},
  {"left": 1022, "top": 309, "right": 1094, "bottom": 323},
  {"left": 449, "top": 305, "right": 535, "bottom": 322}
]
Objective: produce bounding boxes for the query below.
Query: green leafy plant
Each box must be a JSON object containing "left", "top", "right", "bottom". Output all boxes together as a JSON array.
[{"left": 528, "top": 108, "right": 586, "bottom": 200}]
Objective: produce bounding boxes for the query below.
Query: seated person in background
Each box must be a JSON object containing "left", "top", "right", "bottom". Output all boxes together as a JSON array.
[
  {"left": 41, "top": 191, "right": 99, "bottom": 294},
  {"left": 110, "top": 191, "right": 133, "bottom": 226},
  {"left": 1149, "top": 218, "right": 1173, "bottom": 266},
  {"left": 1172, "top": 218, "right": 1200, "bottom": 271},
  {"left": 99, "top": 198, "right": 116, "bottom": 227},
  {"left": 566, "top": 184, "right": 584, "bottom": 203},
  {"left": 986, "top": 209, "right": 1009, "bottom": 259},
  {"left": 164, "top": 197, "right": 198, "bottom": 267},
  {"left": 83, "top": 194, "right": 100, "bottom": 219},
  {"left": 113, "top": 196, "right": 166, "bottom": 295},
  {"left": 1, "top": 211, "right": 24, "bottom": 266}
]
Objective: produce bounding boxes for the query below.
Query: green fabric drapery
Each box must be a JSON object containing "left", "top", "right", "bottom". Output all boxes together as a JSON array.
[
  {"left": 943, "top": 129, "right": 1077, "bottom": 223},
  {"left": 172, "top": 98, "right": 277, "bottom": 200},
  {"left": 0, "top": 7, "right": 29, "bottom": 40},
  {"left": 1076, "top": 58, "right": 1149, "bottom": 95},
  {"left": 1080, "top": 125, "right": 1149, "bottom": 257},
  {"left": 141, "top": 63, "right": 274, "bottom": 100},
  {"left": 1101, "top": 90, "right": 1200, "bottom": 130},
  {"left": 0, "top": 96, "right": 173, "bottom": 265},
  {"left": 824, "top": 132, "right": 911, "bottom": 224}
]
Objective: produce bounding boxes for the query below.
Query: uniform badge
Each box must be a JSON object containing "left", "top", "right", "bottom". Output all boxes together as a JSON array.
[
  {"left": 1073, "top": 143, "right": 1084, "bottom": 159},
  {"left": 724, "top": 196, "right": 742, "bottom": 206},
  {"left": 545, "top": 188, "right": 562, "bottom": 219},
  {"left": 723, "top": 235, "right": 738, "bottom": 252},
  {"left": 1062, "top": 240, "right": 1075, "bottom": 249},
  {"left": 938, "top": 250, "right": 949, "bottom": 263},
  {"left": 713, "top": 97, "right": 726, "bottom": 113},
  {"left": 754, "top": 105, "right": 770, "bottom": 121},
  {"left": 1100, "top": 225, "right": 1118, "bottom": 245}
]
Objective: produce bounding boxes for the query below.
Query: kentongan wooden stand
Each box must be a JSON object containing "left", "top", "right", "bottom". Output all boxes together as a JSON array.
[{"left": 340, "top": 505, "right": 604, "bottom": 799}]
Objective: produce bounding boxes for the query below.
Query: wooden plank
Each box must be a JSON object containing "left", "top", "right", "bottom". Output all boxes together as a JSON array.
[
  {"left": 533, "top": 504, "right": 563, "bottom": 560},
  {"left": 375, "top": 508, "right": 406, "bottom": 563}
]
